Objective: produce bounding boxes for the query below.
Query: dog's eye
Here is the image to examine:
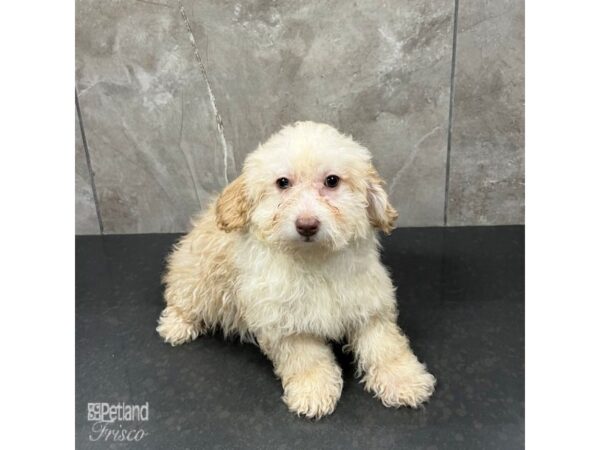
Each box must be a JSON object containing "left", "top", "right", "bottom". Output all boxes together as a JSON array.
[
  {"left": 276, "top": 177, "right": 290, "bottom": 189},
  {"left": 324, "top": 175, "right": 340, "bottom": 188}
]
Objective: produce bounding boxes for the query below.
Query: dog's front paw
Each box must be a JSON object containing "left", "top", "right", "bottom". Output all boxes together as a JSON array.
[
  {"left": 363, "top": 358, "right": 436, "bottom": 408},
  {"left": 282, "top": 365, "right": 343, "bottom": 419},
  {"left": 156, "top": 306, "right": 202, "bottom": 346}
]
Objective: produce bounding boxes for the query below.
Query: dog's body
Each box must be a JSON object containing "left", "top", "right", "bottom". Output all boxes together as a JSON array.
[{"left": 157, "top": 122, "right": 435, "bottom": 418}]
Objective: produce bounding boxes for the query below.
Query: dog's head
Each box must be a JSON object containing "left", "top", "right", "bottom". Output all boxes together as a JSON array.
[{"left": 216, "top": 122, "right": 398, "bottom": 252}]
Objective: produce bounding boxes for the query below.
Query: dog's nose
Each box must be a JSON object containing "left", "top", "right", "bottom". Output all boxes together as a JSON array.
[{"left": 295, "top": 217, "right": 320, "bottom": 237}]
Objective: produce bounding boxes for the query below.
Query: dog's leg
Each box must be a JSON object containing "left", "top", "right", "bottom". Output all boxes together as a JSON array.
[
  {"left": 348, "top": 316, "right": 435, "bottom": 408},
  {"left": 157, "top": 238, "right": 209, "bottom": 346},
  {"left": 258, "top": 333, "right": 343, "bottom": 419},
  {"left": 157, "top": 304, "right": 203, "bottom": 346}
]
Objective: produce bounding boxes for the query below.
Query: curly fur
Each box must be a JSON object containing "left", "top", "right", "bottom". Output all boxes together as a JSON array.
[{"left": 157, "top": 121, "right": 435, "bottom": 419}]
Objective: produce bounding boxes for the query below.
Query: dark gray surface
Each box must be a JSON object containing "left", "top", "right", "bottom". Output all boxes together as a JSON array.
[{"left": 76, "top": 226, "right": 524, "bottom": 449}]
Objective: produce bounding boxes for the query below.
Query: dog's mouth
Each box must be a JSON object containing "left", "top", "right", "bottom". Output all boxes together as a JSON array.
[{"left": 302, "top": 236, "right": 314, "bottom": 243}]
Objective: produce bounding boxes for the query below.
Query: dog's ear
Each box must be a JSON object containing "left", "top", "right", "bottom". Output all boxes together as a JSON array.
[
  {"left": 216, "top": 175, "right": 251, "bottom": 232},
  {"left": 366, "top": 165, "right": 398, "bottom": 235}
]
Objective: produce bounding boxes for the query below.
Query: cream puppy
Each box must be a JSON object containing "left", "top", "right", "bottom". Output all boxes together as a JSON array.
[{"left": 157, "top": 121, "right": 435, "bottom": 419}]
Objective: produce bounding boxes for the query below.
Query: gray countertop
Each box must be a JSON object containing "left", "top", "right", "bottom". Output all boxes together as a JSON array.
[{"left": 76, "top": 226, "right": 524, "bottom": 449}]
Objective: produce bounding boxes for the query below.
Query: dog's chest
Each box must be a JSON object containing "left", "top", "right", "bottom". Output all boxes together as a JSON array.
[{"left": 236, "top": 248, "right": 389, "bottom": 338}]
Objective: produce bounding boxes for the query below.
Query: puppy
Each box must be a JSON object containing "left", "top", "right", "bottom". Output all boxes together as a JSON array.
[{"left": 157, "top": 121, "right": 435, "bottom": 419}]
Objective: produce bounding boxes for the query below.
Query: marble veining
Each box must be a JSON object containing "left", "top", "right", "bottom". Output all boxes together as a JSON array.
[
  {"left": 447, "top": 0, "right": 525, "bottom": 225},
  {"left": 76, "top": 0, "right": 524, "bottom": 234}
]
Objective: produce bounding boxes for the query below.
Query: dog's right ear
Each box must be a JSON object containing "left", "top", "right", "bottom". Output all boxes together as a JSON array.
[{"left": 215, "top": 175, "right": 251, "bottom": 232}]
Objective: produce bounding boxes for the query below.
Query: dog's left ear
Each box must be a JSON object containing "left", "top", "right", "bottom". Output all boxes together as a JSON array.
[
  {"left": 366, "top": 165, "right": 398, "bottom": 235},
  {"left": 216, "top": 175, "right": 251, "bottom": 232}
]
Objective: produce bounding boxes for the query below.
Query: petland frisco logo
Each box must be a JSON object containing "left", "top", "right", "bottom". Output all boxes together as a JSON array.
[{"left": 87, "top": 402, "right": 149, "bottom": 442}]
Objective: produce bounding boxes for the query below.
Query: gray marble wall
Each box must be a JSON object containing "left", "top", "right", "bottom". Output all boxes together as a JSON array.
[{"left": 76, "top": 0, "right": 524, "bottom": 235}]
